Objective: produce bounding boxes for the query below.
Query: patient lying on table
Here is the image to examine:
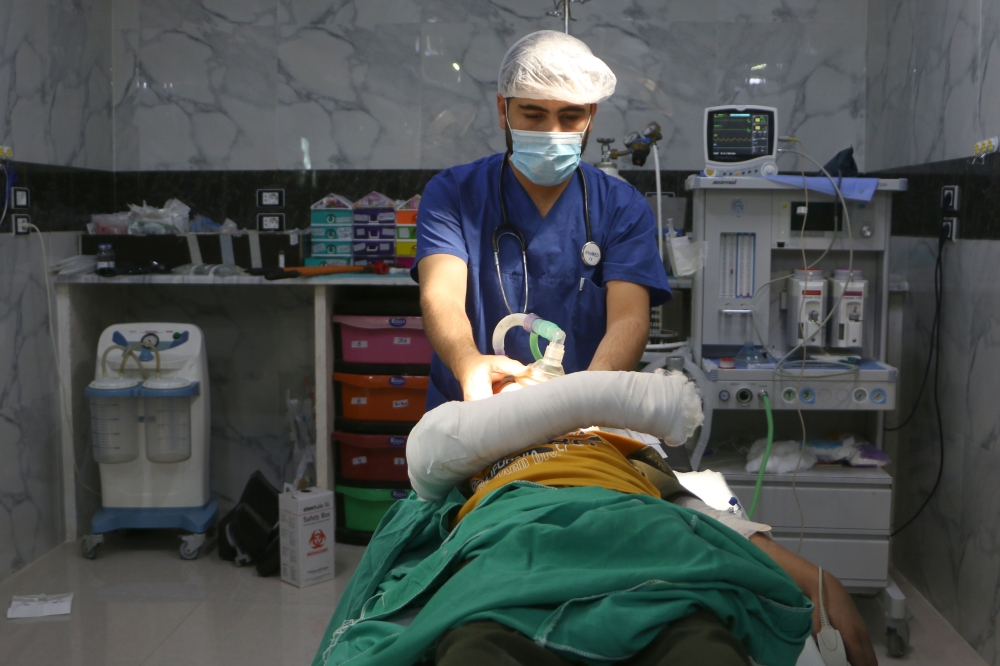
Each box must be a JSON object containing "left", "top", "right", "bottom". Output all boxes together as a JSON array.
[{"left": 313, "top": 372, "right": 877, "bottom": 666}]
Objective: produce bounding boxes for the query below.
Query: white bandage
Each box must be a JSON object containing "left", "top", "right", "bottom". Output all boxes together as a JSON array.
[{"left": 407, "top": 371, "right": 703, "bottom": 501}]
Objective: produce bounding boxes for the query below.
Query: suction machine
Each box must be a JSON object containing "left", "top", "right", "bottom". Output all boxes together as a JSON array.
[{"left": 81, "top": 323, "right": 216, "bottom": 560}]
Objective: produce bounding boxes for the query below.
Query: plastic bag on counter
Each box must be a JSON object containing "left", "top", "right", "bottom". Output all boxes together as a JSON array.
[
  {"left": 89, "top": 212, "right": 130, "bottom": 235},
  {"left": 186, "top": 215, "right": 239, "bottom": 233},
  {"left": 127, "top": 198, "right": 191, "bottom": 235},
  {"left": 745, "top": 439, "right": 818, "bottom": 474},
  {"left": 188, "top": 215, "right": 221, "bottom": 233}
]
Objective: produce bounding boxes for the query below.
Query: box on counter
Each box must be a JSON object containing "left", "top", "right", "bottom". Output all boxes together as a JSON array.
[
  {"left": 355, "top": 257, "right": 398, "bottom": 268},
  {"left": 310, "top": 194, "right": 354, "bottom": 226},
  {"left": 311, "top": 224, "right": 353, "bottom": 240},
  {"left": 395, "top": 195, "right": 420, "bottom": 226},
  {"left": 396, "top": 225, "right": 417, "bottom": 241},
  {"left": 353, "top": 240, "right": 395, "bottom": 257},
  {"left": 279, "top": 485, "right": 335, "bottom": 588},
  {"left": 354, "top": 192, "right": 396, "bottom": 224},
  {"left": 394, "top": 257, "right": 415, "bottom": 269},
  {"left": 312, "top": 240, "right": 354, "bottom": 257},
  {"left": 353, "top": 224, "right": 396, "bottom": 241}
]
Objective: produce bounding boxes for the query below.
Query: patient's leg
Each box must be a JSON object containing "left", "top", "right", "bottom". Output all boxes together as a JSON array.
[
  {"left": 624, "top": 610, "right": 750, "bottom": 666},
  {"left": 436, "top": 621, "right": 574, "bottom": 666}
]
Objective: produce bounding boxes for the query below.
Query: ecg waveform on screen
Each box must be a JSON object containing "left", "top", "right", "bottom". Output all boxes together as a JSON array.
[{"left": 710, "top": 111, "right": 771, "bottom": 161}]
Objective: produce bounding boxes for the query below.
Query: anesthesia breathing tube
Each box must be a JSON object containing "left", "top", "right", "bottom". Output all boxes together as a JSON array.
[{"left": 492, "top": 313, "right": 567, "bottom": 384}]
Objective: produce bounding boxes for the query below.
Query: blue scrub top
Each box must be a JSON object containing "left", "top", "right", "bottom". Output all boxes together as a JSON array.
[{"left": 413, "top": 152, "right": 671, "bottom": 410}]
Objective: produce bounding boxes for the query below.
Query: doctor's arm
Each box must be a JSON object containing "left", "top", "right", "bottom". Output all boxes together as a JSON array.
[
  {"left": 418, "top": 254, "right": 527, "bottom": 401},
  {"left": 588, "top": 280, "right": 650, "bottom": 372}
]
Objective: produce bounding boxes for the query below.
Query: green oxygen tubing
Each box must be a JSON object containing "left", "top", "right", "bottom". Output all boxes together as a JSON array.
[{"left": 747, "top": 391, "right": 774, "bottom": 520}]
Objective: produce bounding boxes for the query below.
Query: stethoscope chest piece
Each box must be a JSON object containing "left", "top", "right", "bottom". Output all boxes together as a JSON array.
[{"left": 581, "top": 241, "right": 601, "bottom": 267}]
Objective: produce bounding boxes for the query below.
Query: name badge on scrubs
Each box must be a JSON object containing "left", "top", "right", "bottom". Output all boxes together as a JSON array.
[{"left": 581, "top": 241, "right": 602, "bottom": 267}]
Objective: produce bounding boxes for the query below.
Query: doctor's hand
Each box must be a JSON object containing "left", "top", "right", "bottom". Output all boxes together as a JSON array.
[{"left": 455, "top": 353, "right": 528, "bottom": 401}]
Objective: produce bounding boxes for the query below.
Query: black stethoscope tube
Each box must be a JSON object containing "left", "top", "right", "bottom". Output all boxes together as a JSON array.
[{"left": 493, "top": 153, "right": 597, "bottom": 314}]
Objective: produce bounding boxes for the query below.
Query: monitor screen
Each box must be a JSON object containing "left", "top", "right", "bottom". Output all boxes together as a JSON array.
[
  {"left": 791, "top": 201, "right": 842, "bottom": 233},
  {"left": 708, "top": 110, "right": 775, "bottom": 163}
]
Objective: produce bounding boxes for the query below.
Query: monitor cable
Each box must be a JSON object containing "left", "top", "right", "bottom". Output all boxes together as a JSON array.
[{"left": 890, "top": 224, "right": 947, "bottom": 537}]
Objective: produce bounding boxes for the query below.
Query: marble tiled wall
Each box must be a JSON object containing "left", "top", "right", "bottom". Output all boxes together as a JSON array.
[
  {"left": 890, "top": 236, "right": 1000, "bottom": 664},
  {"left": 0, "top": 1, "right": 113, "bottom": 169},
  {"left": 113, "top": 0, "right": 870, "bottom": 171},
  {"left": 866, "top": 0, "right": 1000, "bottom": 170},
  {"left": 0, "top": 233, "right": 79, "bottom": 582}
]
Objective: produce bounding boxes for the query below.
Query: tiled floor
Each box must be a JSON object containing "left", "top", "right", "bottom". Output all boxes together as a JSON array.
[{"left": 0, "top": 531, "right": 987, "bottom": 666}]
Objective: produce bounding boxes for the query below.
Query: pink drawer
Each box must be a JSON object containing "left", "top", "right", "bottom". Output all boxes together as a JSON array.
[{"left": 333, "top": 316, "right": 433, "bottom": 364}]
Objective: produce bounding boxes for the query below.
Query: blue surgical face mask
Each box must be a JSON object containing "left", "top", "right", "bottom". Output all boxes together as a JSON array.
[{"left": 507, "top": 113, "right": 591, "bottom": 186}]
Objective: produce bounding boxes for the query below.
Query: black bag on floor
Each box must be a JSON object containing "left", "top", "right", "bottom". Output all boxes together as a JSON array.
[
  {"left": 255, "top": 532, "right": 281, "bottom": 577},
  {"left": 218, "top": 471, "right": 280, "bottom": 565}
]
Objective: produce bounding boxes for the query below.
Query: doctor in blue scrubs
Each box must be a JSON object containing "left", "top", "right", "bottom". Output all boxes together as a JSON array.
[{"left": 413, "top": 31, "right": 672, "bottom": 410}]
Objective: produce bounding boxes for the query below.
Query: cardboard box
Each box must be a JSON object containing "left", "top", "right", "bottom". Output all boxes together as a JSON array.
[{"left": 279, "top": 486, "right": 335, "bottom": 588}]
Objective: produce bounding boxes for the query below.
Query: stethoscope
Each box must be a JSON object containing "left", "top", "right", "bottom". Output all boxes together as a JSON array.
[{"left": 493, "top": 153, "right": 601, "bottom": 314}]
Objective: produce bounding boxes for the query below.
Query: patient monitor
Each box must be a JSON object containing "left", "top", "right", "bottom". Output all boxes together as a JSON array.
[{"left": 704, "top": 106, "right": 779, "bottom": 177}]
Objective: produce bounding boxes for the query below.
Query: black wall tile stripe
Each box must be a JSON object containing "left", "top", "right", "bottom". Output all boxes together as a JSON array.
[{"left": 9, "top": 157, "right": 996, "bottom": 240}]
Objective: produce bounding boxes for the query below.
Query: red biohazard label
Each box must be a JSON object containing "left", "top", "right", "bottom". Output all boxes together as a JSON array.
[
  {"left": 310, "top": 529, "right": 327, "bottom": 549},
  {"left": 801, "top": 290, "right": 822, "bottom": 295}
]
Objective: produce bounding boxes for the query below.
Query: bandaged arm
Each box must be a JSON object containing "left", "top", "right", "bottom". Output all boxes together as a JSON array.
[{"left": 407, "top": 371, "right": 703, "bottom": 501}]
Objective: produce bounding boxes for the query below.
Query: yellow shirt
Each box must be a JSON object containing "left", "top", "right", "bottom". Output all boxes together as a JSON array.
[{"left": 455, "top": 431, "right": 661, "bottom": 524}]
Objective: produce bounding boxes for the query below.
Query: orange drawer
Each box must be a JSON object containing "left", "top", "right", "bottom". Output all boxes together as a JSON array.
[{"left": 334, "top": 373, "right": 428, "bottom": 422}]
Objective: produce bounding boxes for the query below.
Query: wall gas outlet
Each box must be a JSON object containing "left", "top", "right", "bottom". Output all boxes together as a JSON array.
[
  {"left": 11, "top": 187, "right": 29, "bottom": 209},
  {"left": 13, "top": 214, "right": 31, "bottom": 235},
  {"left": 0, "top": 146, "right": 11, "bottom": 159},
  {"left": 256, "top": 189, "right": 285, "bottom": 207},
  {"left": 257, "top": 213, "right": 285, "bottom": 231}
]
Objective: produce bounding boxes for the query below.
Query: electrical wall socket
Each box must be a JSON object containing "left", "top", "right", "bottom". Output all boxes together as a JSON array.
[
  {"left": 942, "top": 217, "right": 959, "bottom": 241},
  {"left": 13, "top": 214, "right": 31, "bottom": 235},
  {"left": 11, "top": 187, "right": 29, "bottom": 209},
  {"left": 256, "top": 189, "right": 285, "bottom": 207},
  {"left": 941, "top": 185, "right": 959, "bottom": 212},
  {"left": 257, "top": 213, "right": 285, "bottom": 231}
]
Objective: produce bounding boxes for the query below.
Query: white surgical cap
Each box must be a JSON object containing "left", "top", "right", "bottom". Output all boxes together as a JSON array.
[{"left": 498, "top": 30, "right": 616, "bottom": 105}]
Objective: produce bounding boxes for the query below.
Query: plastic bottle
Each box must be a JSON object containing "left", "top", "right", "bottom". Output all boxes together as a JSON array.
[
  {"left": 735, "top": 341, "right": 766, "bottom": 369},
  {"left": 96, "top": 244, "right": 116, "bottom": 276}
]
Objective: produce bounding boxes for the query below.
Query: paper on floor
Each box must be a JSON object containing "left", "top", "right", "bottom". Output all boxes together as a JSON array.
[{"left": 7, "top": 593, "right": 73, "bottom": 619}]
